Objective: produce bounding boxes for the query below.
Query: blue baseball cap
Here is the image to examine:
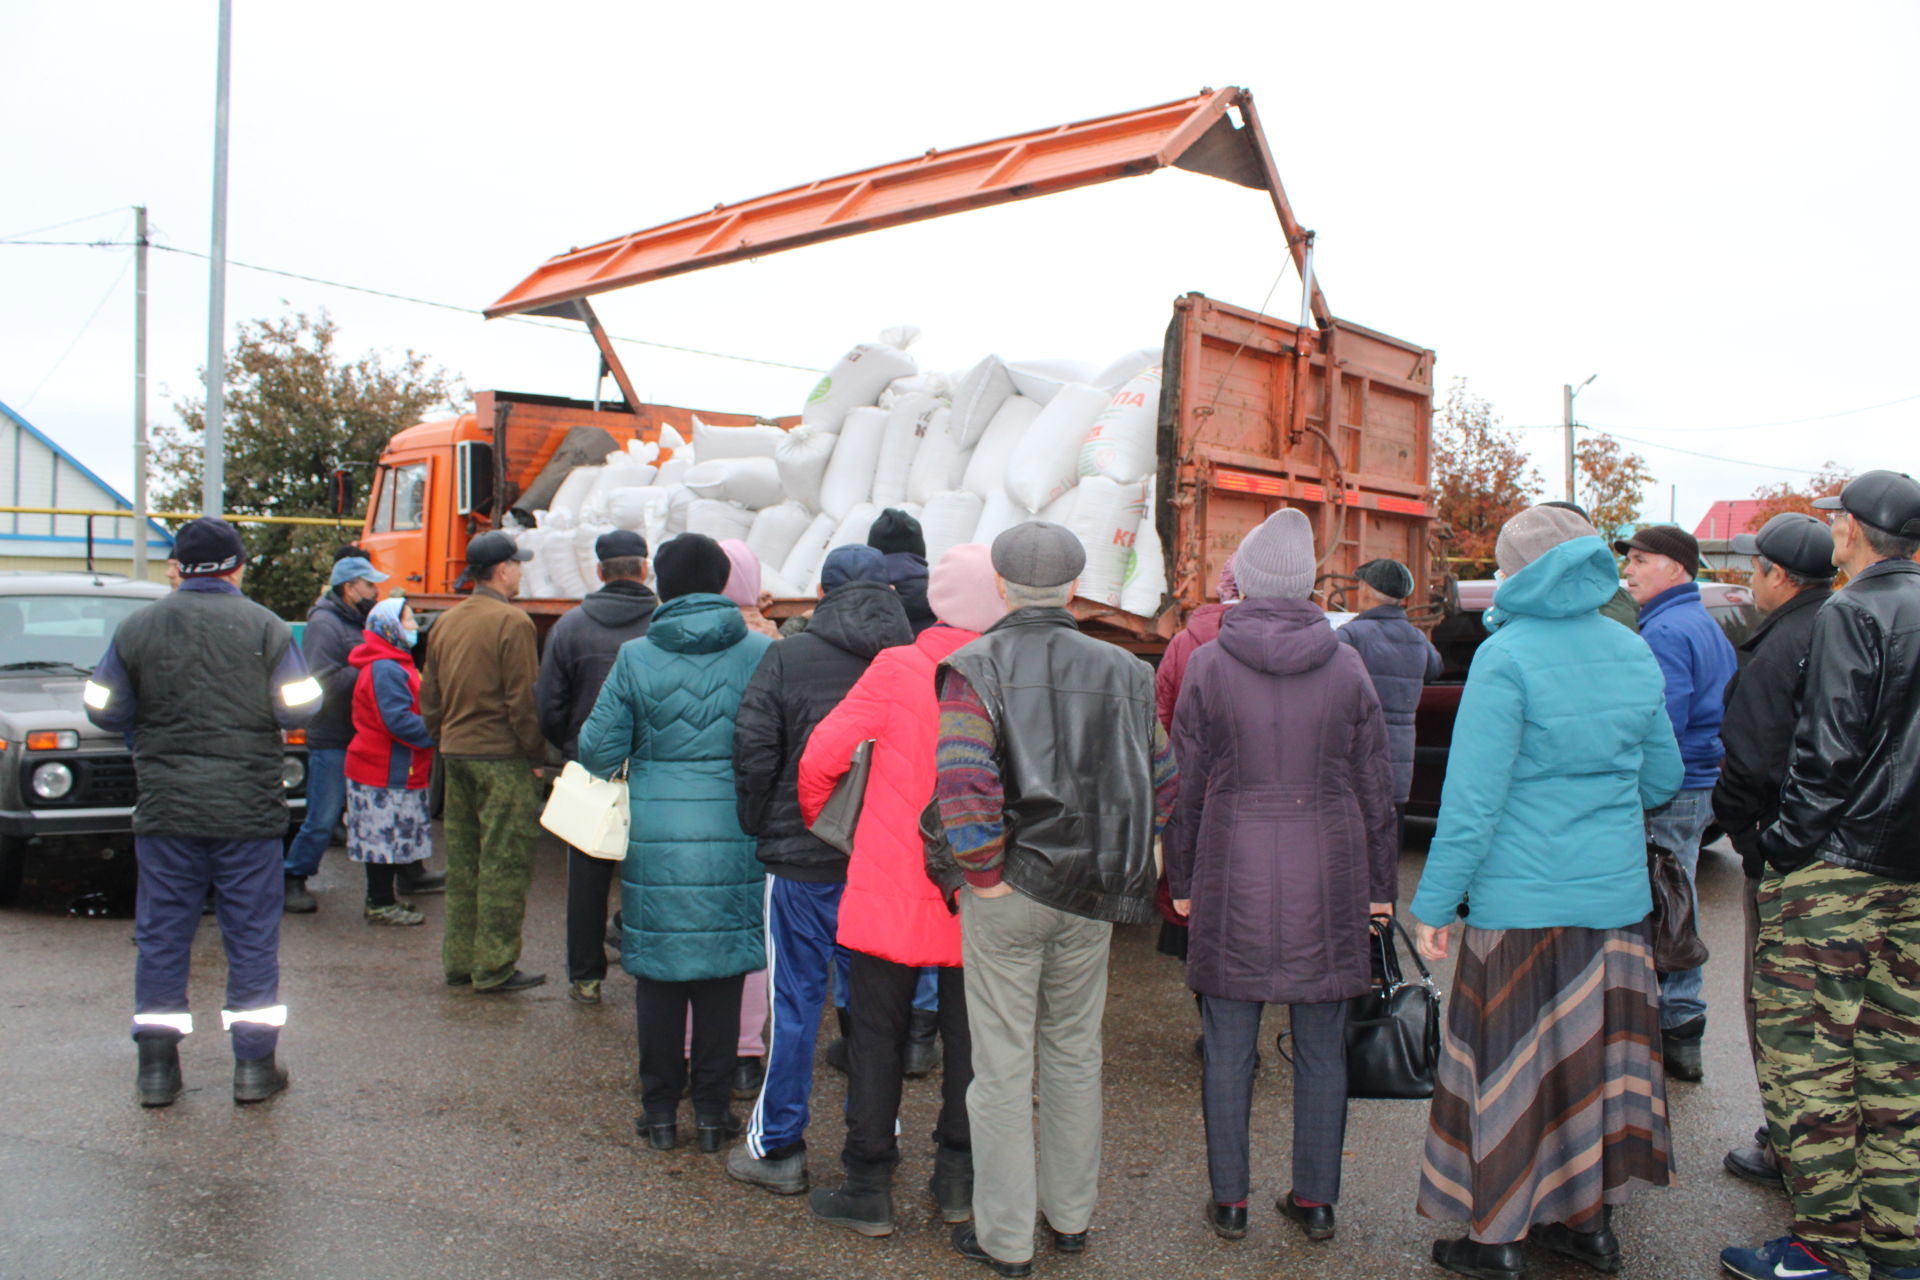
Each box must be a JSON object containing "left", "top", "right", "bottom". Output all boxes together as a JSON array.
[{"left": 329, "top": 556, "right": 389, "bottom": 587}]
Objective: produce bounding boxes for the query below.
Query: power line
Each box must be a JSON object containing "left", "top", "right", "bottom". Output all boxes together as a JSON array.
[
  {"left": 0, "top": 208, "right": 132, "bottom": 242},
  {"left": 20, "top": 252, "right": 136, "bottom": 409},
  {"left": 1598, "top": 430, "right": 1827, "bottom": 476}
]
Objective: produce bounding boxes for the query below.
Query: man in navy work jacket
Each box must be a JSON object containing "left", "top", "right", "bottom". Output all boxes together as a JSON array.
[
  {"left": 1336, "top": 557, "right": 1442, "bottom": 843},
  {"left": 1616, "top": 523, "right": 1737, "bottom": 1082},
  {"left": 85, "top": 518, "right": 321, "bottom": 1107}
]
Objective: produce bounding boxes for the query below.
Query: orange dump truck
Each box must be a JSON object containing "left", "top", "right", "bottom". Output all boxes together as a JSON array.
[{"left": 360, "top": 88, "right": 1436, "bottom": 652}]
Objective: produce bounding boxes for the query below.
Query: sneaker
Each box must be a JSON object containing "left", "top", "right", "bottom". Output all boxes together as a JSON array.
[
  {"left": 568, "top": 979, "right": 603, "bottom": 1005},
  {"left": 1722, "top": 1237, "right": 1850, "bottom": 1280},
  {"left": 364, "top": 902, "right": 425, "bottom": 926}
]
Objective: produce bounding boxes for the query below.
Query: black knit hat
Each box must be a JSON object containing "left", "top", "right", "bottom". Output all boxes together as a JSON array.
[
  {"left": 867, "top": 508, "right": 926, "bottom": 558},
  {"left": 1354, "top": 558, "right": 1415, "bottom": 600},
  {"left": 1613, "top": 525, "right": 1700, "bottom": 578},
  {"left": 653, "top": 533, "right": 731, "bottom": 600}
]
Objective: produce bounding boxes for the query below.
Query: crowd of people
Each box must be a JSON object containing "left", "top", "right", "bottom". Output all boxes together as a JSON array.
[{"left": 79, "top": 465, "right": 1920, "bottom": 1280}]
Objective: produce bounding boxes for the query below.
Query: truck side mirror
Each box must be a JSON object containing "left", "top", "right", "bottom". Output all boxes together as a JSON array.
[{"left": 329, "top": 468, "right": 354, "bottom": 517}]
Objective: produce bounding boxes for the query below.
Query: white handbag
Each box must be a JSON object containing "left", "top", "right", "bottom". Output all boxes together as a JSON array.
[{"left": 539, "top": 760, "right": 630, "bottom": 860}]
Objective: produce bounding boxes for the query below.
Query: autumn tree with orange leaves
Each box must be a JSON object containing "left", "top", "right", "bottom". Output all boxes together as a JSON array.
[
  {"left": 1748, "top": 464, "right": 1853, "bottom": 527},
  {"left": 1432, "top": 379, "right": 1540, "bottom": 571},
  {"left": 1575, "top": 433, "right": 1657, "bottom": 538}
]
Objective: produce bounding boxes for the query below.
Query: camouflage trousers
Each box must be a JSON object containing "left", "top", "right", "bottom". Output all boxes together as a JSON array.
[
  {"left": 1755, "top": 860, "right": 1920, "bottom": 1279},
  {"left": 441, "top": 758, "right": 542, "bottom": 991}
]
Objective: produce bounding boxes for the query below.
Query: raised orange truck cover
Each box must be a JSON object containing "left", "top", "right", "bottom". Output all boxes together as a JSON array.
[{"left": 485, "top": 87, "right": 1327, "bottom": 327}]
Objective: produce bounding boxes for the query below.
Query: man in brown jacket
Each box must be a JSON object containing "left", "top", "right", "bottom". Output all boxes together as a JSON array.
[{"left": 420, "top": 532, "right": 547, "bottom": 994}]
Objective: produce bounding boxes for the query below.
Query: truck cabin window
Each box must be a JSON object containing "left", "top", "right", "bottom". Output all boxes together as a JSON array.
[{"left": 371, "top": 462, "right": 428, "bottom": 533}]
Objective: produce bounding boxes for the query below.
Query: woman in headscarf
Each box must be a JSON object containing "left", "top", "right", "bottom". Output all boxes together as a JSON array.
[
  {"left": 720, "top": 539, "right": 781, "bottom": 639},
  {"left": 1411, "top": 504, "right": 1683, "bottom": 1279},
  {"left": 344, "top": 596, "right": 436, "bottom": 925}
]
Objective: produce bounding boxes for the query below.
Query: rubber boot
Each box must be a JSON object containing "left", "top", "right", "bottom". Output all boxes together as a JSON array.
[
  {"left": 928, "top": 1143, "right": 973, "bottom": 1224},
  {"left": 809, "top": 1157, "right": 895, "bottom": 1237},
  {"left": 233, "top": 1053, "right": 289, "bottom": 1104},
  {"left": 136, "top": 1033, "right": 183, "bottom": 1108},
  {"left": 903, "top": 1008, "right": 940, "bottom": 1078},
  {"left": 825, "top": 1006, "right": 853, "bottom": 1074}
]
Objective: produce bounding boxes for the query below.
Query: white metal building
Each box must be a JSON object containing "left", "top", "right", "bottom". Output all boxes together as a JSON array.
[{"left": 0, "top": 399, "right": 172, "bottom": 580}]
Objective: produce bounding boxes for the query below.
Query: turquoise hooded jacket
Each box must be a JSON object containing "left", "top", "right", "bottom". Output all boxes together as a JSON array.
[
  {"left": 576, "top": 593, "right": 773, "bottom": 983},
  {"left": 1410, "top": 537, "right": 1683, "bottom": 931}
]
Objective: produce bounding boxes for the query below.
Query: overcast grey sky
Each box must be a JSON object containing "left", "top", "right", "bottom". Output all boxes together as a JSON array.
[{"left": 4, "top": 1, "right": 1915, "bottom": 531}]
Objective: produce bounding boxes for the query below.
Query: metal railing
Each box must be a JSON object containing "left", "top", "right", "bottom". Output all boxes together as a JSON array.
[{"left": 0, "top": 505, "right": 353, "bottom": 574}]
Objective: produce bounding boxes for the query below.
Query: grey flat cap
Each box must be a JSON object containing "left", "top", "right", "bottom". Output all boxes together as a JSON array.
[
  {"left": 1731, "top": 512, "right": 1835, "bottom": 578},
  {"left": 991, "top": 520, "right": 1085, "bottom": 588}
]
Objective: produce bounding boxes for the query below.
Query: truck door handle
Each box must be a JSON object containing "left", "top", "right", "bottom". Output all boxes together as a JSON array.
[{"left": 407, "top": 574, "right": 423, "bottom": 583}]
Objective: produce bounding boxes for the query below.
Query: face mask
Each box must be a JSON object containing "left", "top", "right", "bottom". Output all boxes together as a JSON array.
[
  {"left": 353, "top": 593, "right": 375, "bottom": 618},
  {"left": 400, "top": 628, "right": 418, "bottom": 649}
]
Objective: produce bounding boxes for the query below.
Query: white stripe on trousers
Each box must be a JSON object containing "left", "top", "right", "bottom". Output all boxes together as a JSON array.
[{"left": 745, "top": 874, "right": 779, "bottom": 1158}]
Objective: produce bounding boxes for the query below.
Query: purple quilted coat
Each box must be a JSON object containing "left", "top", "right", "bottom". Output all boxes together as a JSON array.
[{"left": 1164, "top": 597, "right": 1400, "bottom": 1005}]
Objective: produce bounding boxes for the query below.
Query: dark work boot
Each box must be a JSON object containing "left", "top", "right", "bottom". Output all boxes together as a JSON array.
[
  {"left": 928, "top": 1143, "right": 974, "bottom": 1223},
  {"left": 135, "top": 1035, "right": 183, "bottom": 1108},
  {"left": 809, "top": 1158, "right": 895, "bottom": 1237},
  {"left": 637, "top": 1111, "right": 678, "bottom": 1151},
  {"left": 825, "top": 1006, "right": 852, "bottom": 1074},
  {"left": 1432, "top": 1237, "right": 1523, "bottom": 1280},
  {"left": 1662, "top": 1015, "right": 1705, "bottom": 1082},
  {"left": 696, "top": 1111, "right": 741, "bottom": 1154},
  {"left": 904, "top": 1009, "right": 940, "bottom": 1078},
  {"left": 1537, "top": 1208, "right": 1622, "bottom": 1274},
  {"left": 395, "top": 861, "right": 446, "bottom": 895},
  {"left": 283, "top": 875, "right": 317, "bottom": 914},
  {"left": 233, "top": 1053, "right": 288, "bottom": 1104}
]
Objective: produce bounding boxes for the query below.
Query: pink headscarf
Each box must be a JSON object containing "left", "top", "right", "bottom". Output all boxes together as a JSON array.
[
  {"left": 928, "top": 544, "right": 1006, "bottom": 634},
  {"left": 718, "top": 540, "right": 761, "bottom": 609},
  {"left": 1217, "top": 555, "right": 1240, "bottom": 603}
]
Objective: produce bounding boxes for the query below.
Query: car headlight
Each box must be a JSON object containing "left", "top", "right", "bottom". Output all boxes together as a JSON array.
[
  {"left": 32, "top": 761, "right": 75, "bottom": 800},
  {"left": 281, "top": 756, "right": 306, "bottom": 791}
]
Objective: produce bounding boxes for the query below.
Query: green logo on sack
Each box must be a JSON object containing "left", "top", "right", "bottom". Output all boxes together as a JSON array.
[{"left": 806, "top": 376, "right": 834, "bottom": 405}]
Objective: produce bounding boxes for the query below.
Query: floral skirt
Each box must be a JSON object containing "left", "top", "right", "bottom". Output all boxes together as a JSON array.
[{"left": 346, "top": 780, "right": 431, "bottom": 865}]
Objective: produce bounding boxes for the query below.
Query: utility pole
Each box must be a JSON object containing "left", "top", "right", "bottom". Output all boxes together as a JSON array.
[
  {"left": 1564, "top": 373, "right": 1597, "bottom": 504},
  {"left": 202, "top": 0, "right": 232, "bottom": 519},
  {"left": 132, "top": 205, "right": 150, "bottom": 578}
]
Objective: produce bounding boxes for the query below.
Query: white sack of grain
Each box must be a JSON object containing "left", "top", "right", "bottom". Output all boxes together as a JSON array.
[
  {"left": 780, "top": 511, "right": 838, "bottom": 590},
  {"left": 747, "top": 501, "right": 814, "bottom": 570},
  {"left": 907, "top": 406, "right": 969, "bottom": 505},
  {"left": 949, "top": 355, "right": 1016, "bottom": 448},
  {"left": 515, "top": 525, "right": 554, "bottom": 598},
  {"left": 692, "top": 417, "right": 787, "bottom": 460},
  {"left": 802, "top": 333, "right": 919, "bottom": 432},
  {"left": 1091, "top": 347, "right": 1159, "bottom": 392},
  {"left": 687, "top": 499, "right": 757, "bottom": 543},
  {"left": 685, "top": 456, "right": 784, "bottom": 510},
  {"left": 624, "top": 438, "right": 662, "bottom": 465},
  {"left": 972, "top": 489, "right": 1029, "bottom": 547},
  {"left": 1035, "top": 485, "right": 1081, "bottom": 528},
  {"left": 921, "top": 490, "right": 985, "bottom": 566},
  {"left": 962, "top": 395, "right": 1041, "bottom": 498},
  {"left": 761, "top": 563, "right": 802, "bottom": 600},
  {"left": 1007, "top": 358, "right": 1096, "bottom": 406},
  {"left": 605, "top": 486, "right": 662, "bottom": 532},
  {"left": 1077, "top": 367, "right": 1161, "bottom": 484},
  {"left": 584, "top": 455, "right": 657, "bottom": 522},
  {"left": 774, "top": 427, "right": 837, "bottom": 514},
  {"left": 541, "top": 527, "right": 587, "bottom": 598},
  {"left": 879, "top": 371, "right": 953, "bottom": 409},
  {"left": 654, "top": 456, "right": 691, "bottom": 489},
  {"left": 871, "top": 393, "right": 939, "bottom": 508},
  {"left": 828, "top": 502, "right": 881, "bottom": 556},
  {"left": 662, "top": 484, "right": 693, "bottom": 535},
  {"left": 572, "top": 524, "right": 614, "bottom": 599},
  {"left": 1067, "top": 476, "right": 1147, "bottom": 606},
  {"left": 1120, "top": 478, "right": 1167, "bottom": 616},
  {"left": 549, "top": 464, "right": 604, "bottom": 525},
  {"left": 1005, "top": 382, "right": 1109, "bottom": 511},
  {"left": 817, "top": 406, "right": 887, "bottom": 519}
]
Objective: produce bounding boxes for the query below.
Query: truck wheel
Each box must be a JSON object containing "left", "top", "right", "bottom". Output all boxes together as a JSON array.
[{"left": 0, "top": 835, "right": 26, "bottom": 906}]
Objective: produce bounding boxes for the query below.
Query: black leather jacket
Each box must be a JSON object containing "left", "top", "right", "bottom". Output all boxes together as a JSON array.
[
  {"left": 1711, "top": 585, "right": 1830, "bottom": 877},
  {"left": 942, "top": 608, "right": 1160, "bottom": 925},
  {"left": 1758, "top": 559, "right": 1920, "bottom": 879}
]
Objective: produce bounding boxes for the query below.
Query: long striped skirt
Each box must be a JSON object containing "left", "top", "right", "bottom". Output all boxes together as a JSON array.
[{"left": 1416, "top": 922, "right": 1673, "bottom": 1243}]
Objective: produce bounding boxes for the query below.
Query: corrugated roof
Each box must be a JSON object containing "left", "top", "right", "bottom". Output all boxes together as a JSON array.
[
  {"left": 0, "top": 398, "right": 174, "bottom": 546},
  {"left": 1694, "top": 499, "right": 1769, "bottom": 542}
]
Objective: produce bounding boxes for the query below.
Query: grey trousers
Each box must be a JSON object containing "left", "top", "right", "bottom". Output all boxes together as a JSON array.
[
  {"left": 1201, "top": 996, "right": 1349, "bottom": 1206},
  {"left": 960, "top": 889, "right": 1113, "bottom": 1266}
]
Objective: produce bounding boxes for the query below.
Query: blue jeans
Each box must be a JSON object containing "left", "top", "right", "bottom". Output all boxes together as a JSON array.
[
  {"left": 283, "top": 747, "right": 346, "bottom": 879},
  {"left": 832, "top": 947, "right": 938, "bottom": 1014},
  {"left": 1649, "top": 786, "right": 1715, "bottom": 1031}
]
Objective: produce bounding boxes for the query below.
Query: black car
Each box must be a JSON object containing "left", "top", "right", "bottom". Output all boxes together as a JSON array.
[{"left": 0, "top": 573, "right": 309, "bottom": 903}]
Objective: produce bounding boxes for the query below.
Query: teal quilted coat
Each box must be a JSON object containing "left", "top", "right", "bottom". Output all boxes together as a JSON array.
[{"left": 576, "top": 592, "right": 774, "bottom": 982}]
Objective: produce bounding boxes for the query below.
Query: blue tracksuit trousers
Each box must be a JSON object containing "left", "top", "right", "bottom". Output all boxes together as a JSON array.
[
  {"left": 747, "top": 876, "right": 842, "bottom": 1157},
  {"left": 134, "top": 834, "right": 285, "bottom": 1060}
]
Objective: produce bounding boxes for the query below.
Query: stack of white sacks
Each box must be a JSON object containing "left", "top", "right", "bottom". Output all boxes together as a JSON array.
[{"left": 504, "top": 326, "right": 1169, "bottom": 614}]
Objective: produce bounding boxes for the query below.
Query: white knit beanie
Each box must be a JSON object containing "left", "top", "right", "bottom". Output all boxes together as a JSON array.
[{"left": 1233, "top": 508, "right": 1316, "bottom": 599}]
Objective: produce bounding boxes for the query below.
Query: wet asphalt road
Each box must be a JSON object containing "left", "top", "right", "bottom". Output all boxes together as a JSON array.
[{"left": 2, "top": 829, "right": 1783, "bottom": 1279}]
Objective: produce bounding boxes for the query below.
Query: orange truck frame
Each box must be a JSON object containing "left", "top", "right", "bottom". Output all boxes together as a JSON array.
[{"left": 358, "top": 87, "right": 1436, "bottom": 652}]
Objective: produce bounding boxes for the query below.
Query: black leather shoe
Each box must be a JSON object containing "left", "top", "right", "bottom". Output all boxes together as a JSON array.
[
  {"left": 1278, "top": 1192, "right": 1335, "bottom": 1242},
  {"left": 1662, "top": 1016, "right": 1705, "bottom": 1082},
  {"left": 951, "top": 1225, "right": 1032, "bottom": 1277},
  {"left": 1724, "top": 1142, "right": 1783, "bottom": 1189},
  {"left": 731, "top": 1055, "right": 765, "bottom": 1100},
  {"left": 1049, "top": 1225, "right": 1088, "bottom": 1253},
  {"left": 395, "top": 863, "right": 446, "bottom": 895},
  {"left": 696, "top": 1112, "right": 741, "bottom": 1154},
  {"left": 136, "top": 1036, "right": 182, "bottom": 1108},
  {"left": 233, "top": 1054, "right": 288, "bottom": 1104},
  {"left": 474, "top": 970, "right": 546, "bottom": 994},
  {"left": 1207, "top": 1203, "right": 1248, "bottom": 1239},
  {"left": 1432, "top": 1237, "right": 1523, "bottom": 1280},
  {"left": 1536, "top": 1220, "right": 1621, "bottom": 1274},
  {"left": 444, "top": 973, "right": 471, "bottom": 987},
  {"left": 637, "top": 1112, "right": 677, "bottom": 1151}
]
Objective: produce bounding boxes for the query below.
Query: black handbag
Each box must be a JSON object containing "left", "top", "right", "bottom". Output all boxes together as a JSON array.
[
  {"left": 806, "top": 740, "right": 874, "bottom": 855},
  {"left": 1647, "top": 840, "right": 1709, "bottom": 974},
  {"left": 1344, "top": 914, "right": 1442, "bottom": 1099}
]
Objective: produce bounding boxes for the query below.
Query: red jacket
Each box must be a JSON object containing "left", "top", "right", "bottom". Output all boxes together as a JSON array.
[
  {"left": 798, "top": 624, "right": 978, "bottom": 967},
  {"left": 345, "top": 633, "right": 435, "bottom": 790},
  {"left": 1151, "top": 601, "right": 1230, "bottom": 925}
]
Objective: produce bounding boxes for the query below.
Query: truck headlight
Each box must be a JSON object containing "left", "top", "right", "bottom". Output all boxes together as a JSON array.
[
  {"left": 281, "top": 756, "right": 306, "bottom": 791},
  {"left": 32, "top": 761, "right": 75, "bottom": 800}
]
